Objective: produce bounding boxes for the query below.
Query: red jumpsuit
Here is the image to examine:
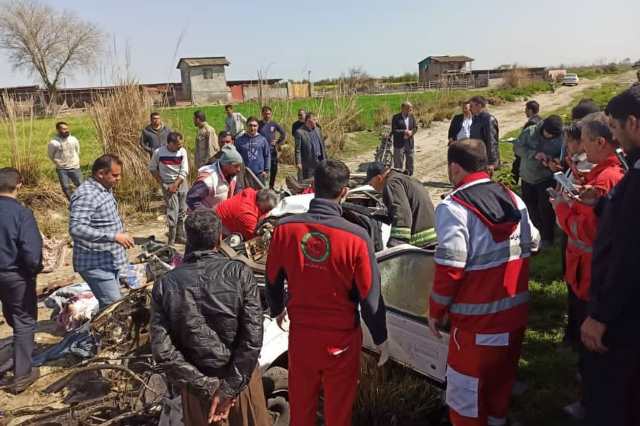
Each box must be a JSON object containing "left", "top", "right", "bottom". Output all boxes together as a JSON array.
[
  {"left": 266, "top": 198, "right": 387, "bottom": 426},
  {"left": 430, "top": 172, "right": 540, "bottom": 426},
  {"left": 215, "top": 188, "right": 263, "bottom": 240}
]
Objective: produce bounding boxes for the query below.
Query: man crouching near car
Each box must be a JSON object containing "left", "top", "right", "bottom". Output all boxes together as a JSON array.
[{"left": 150, "top": 210, "right": 271, "bottom": 426}]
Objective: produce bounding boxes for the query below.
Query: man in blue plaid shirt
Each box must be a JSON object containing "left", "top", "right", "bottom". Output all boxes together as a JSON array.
[{"left": 69, "top": 154, "right": 134, "bottom": 310}]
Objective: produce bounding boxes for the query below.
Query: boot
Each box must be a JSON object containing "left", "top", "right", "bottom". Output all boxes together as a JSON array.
[
  {"left": 175, "top": 221, "right": 187, "bottom": 245},
  {"left": 9, "top": 367, "right": 40, "bottom": 394},
  {"left": 167, "top": 226, "right": 176, "bottom": 246}
]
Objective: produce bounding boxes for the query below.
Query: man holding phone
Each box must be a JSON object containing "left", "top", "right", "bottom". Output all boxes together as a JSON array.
[{"left": 513, "top": 115, "right": 564, "bottom": 249}]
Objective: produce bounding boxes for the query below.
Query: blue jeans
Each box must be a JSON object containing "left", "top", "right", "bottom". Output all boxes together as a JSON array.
[
  {"left": 78, "top": 269, "right": 122, "bottom": 311},
  {"left": 56, "top": 168, "right": 83, "bottom": 200}
]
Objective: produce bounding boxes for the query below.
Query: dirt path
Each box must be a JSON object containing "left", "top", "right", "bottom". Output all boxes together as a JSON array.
[{"left": 347, "top": 71, "right": 637, "bottom": 201}]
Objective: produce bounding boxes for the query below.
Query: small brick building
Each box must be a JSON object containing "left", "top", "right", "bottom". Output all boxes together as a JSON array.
[{"left": 177, "top": 56, "right": 231, "bottom": 105}]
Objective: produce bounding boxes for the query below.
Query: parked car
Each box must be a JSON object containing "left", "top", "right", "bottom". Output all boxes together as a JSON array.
[{"left": 562, "top": 73, "right": 580, "bottom": 86}]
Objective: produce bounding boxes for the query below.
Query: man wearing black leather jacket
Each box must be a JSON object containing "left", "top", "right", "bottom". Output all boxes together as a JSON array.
[
  {"left": 150, "top": 210, "right": 270, "bottom": 426},
  {"left": 469, "top": 96, "right": 500, "bottom": 170}
]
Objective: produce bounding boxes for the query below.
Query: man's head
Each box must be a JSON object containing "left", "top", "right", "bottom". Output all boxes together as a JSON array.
[
  {"left": 150, "top": 112, "right": 161, "bottom": 128},
  {"left": 447, "top": 139, "right": 488, "bottom": 186},
  {"left": 225, "top": 104, "right": 234, "bottom": 116},
  {"left": 193, "top": 110, "right": 206, "bottom": 127},
  {"left": 469, "top": 96, "right": 487, "bottom": 115},
  {"left": 580, "top": 112, "right": 618, "bottom": 163},
  {"left": 462, "top": 102, "right": 471, "bottom": 116},
  {"left": 185, "top": 210, "right": 221, "bottom": 253},
  {"left": 246, "top": 116, "right": 259, "bottom": 136},
  {"left": 571, "top": 99, "right": 600, "bottom": 122},
  {"left": 525, "top": 100, "right": 540, "bottom": 118},
  {"left": 605, "top": 85, "right": 640, "bottom": 151},
  {"left": 256, "top": 189, "right": 278, "bottom": 214},
  {"left": 314, "top": 160, "right": 350, "bottom": 201},
  {"left": 218, "top": 145, "right": 244, "bottom": 178},
  {"left": 564, "top": 124, "right": 583, "bottom": 157},
  {"left": 92, "top": 154, "right": 123, "bottom": 189},
  {"left": 56, "top": 121, "right": 70, "bottom": 138},
  {"left": 261, "top": 106, "right": 272, "bottom": 122},
  {"left": 401, "top": 101, "right": 413, "bottom": 116},
  {"left": 0, "top": 167, "right": 22, "bottom": 196},
  {"left": 364, "top": 162, "right": 390, "bottom": 193},
  {"left": 297, "top": 109, "right": 306, "bottom": 123},
  {"left": 541, "top": 115, "right": 563, "bottom": 140},
  {"left": 305, "top": 112, "right": 317, "bottom": 129},
  {"left": 218, "top": 131, "right": 233, "bottom": 147},
  {"left": 166, "top": 132, "right": 183, "bottom": 153}
]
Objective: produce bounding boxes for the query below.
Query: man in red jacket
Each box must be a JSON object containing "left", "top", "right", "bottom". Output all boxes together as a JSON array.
[
  {"left": 266, "top": 160, "right": 388, "bottom": 426},
  {"left": 215, "top": 188, "right": 278, "bottom": 240},
  {"left": 552, "top": 112, "right": 624, "bottom": 418},
  {"left": 429, "top": 139, "right": 540, "bottom": 426}
]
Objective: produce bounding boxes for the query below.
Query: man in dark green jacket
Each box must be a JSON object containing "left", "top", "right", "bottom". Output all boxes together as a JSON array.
[
  {"left": 366, "top": 163, "right": 436, "bottom": 247},
  {"left": 513, "top": 115, "right": 564, "bottom": 247}
]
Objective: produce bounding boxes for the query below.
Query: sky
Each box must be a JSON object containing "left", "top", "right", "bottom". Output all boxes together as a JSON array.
[{"left": 1, "top": 0, "right": 639, "bottom": 88}]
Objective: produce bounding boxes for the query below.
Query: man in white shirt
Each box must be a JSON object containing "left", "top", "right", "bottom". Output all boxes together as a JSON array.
[
  {"left": 224, "top": 104, "right": 247, "bottom": 138},
  {"left": 149, "top": 132, "right": 189, "bottom": 245},
  {"left": 447, "top": 102, "right": 473, "bottom": 145},
  {"left": 47, "top": 121, "right": 82, "bottom": 200}
]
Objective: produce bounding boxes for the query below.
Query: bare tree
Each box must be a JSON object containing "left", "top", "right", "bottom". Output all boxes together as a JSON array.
[{"left": 0, "top": 0, "right": 104, "bottom": 103}]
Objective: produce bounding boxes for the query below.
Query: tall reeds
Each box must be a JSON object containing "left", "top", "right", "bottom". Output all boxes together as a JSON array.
[
  {"left": 88, "top": 83, "right": 155, "bottom": 212},
  {"left": 1, "top": 93, "right": 42, "bottom": 185}
]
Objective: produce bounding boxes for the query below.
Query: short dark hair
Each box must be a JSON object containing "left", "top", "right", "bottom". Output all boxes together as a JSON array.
[
  {"left": 246, "top": 116, "right": 259, "bottom": 126},
  {"left": 305, "top": 112, "right": 316, "bottom": 121},
  {"left": 194, "top": 110, "right": 206, "bottom": 122},
  {"left": 167, "top": 131, "right": 183, "bottom": 145},
  {"left": 581, "top": 112, "right": 616, "bottom": 145},
  {"left": 0, "top": 167, "right": 21, "bottom": 193},
  {"left": 55, "top": 121, "right": 68, "bottom": 129},
  {"left": 314, "top": 160, "right": 350, "bottom": 199},
  {"left": 150, "top": 112, "right": 160, "bottom": 119},
  {"left": 605, "top": 85, "right": 640, "bottom": 123},
  {"left": 447, "top": 139, "right": 488, "bottom": 172},
  {"left": 564, "top": 124, "right": 581, "bottom": 141},
  {"left": 571, "top": 99, "right": 600, "bottom": 121},
  {"left": 92, "top": 154, "right": 123, "bottom": 176},
  {"left": 525, "top": 100, "right": 540, "bottom": 114},
  {"left": 225, "top": 104, "right": 233, "bottom": 110},
  {"left": 261, "top": 105, "right": 272, "bottom": 113},
  {"left": 185, "top": 210, "right": 221, "bottom": 252},
  {"left": 469, "top": 96, "right": 487, "bottom": 108},
  {"left": 218, "top": 130, "right": 232, "bottom": 140}
]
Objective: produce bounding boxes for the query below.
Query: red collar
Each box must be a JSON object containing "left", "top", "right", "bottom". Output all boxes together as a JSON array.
[
  {"left": 456, "top": 171, "right": 490, "bottom": 188},
  {"left": 586, "top": 154, "right": 621, "bottom": 180}
]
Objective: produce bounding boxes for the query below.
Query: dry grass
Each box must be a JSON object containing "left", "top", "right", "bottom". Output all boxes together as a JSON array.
[
  {"left": 503, "top": 68, "right": 533, "bottom": 89},
  {"left": 1, "top": 93, "right": 42, "bottom": 185},
  {"left": 88, "top": 83, "right": 155, "bottom": 211}
]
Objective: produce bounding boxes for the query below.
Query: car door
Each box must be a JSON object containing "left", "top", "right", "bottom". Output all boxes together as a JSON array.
[{"left": 362, "top": 245, "right": 450, "bottom": 386}]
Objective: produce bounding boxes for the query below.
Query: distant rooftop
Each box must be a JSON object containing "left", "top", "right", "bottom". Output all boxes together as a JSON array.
[
  {"left": 420, "top": 55, "right": 474, "bottom": 64},
  {"left": 176, "top": 57, "right": 230, "bottom": 68}
]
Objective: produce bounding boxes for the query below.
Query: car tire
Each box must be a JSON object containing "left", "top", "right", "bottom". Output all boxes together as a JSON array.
[
  {"left": 262, "top": 366, "right": 289, "bottom": 399},
  {"left": 268, "top": 396, "right": 291, "bottom": 426}
]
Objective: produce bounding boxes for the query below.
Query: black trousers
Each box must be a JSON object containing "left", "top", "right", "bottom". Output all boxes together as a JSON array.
[
  {"left": 583, "top": 341, "right": 640, "bottom": 426},
  {"left": 521, "top": 179, "right": 556, "bottom": 242},
  {"left": 0, "top": 271, "right": 37, "bottom": 378},
  {"left": 511, "top": 155, "right": 521, "bottom": 184},
  {"left": 269, "top": 146, "right": 278, "bottom": 189}
]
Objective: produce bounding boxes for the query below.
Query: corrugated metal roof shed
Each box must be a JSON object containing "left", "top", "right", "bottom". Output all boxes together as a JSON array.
[{"left": 176, "top": 57, "right": 230, "bottom": 68}]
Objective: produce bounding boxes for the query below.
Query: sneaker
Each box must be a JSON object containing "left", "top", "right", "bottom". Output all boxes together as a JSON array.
[
  {"left": 563, "top": 401, "right": 585, "bottom": 420},
  {"left": 8, "top": 367, "right": 40, "bottom": 394}
]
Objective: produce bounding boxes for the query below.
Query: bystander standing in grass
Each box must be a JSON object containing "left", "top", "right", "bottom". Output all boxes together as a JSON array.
[
  {"left": 580, "top": 86, "right": 640, "bottom": 426},
  {"left": 139, "top": 112, "right": 171, "bottom": 158},
  {"left": 149, "top": 132, "right": 189, "bottom": 246},
  {"left": 193, "top": 111, "right": 219, "bottom": 169},
  {"left": 0, "top": 168, "right": 43, "bottom": 394},
  {"left": 469, "top": 96, "right": 500, "bottom": 172},
  {"left": 235, "top": 117, "right": 270, "bottom": 186},
  {"left": 391, "top": 101, "right": 418, "bottom": 175},
  {"left": 447, "top": 102, "right": 473, "bottom": 145},
  {"left": 511, "top": 100, "right": 542, "bottom": 184},
  {"left": 258, "top": 106, "right": 287, "bottom": 189},
  {"left": 294, "top": 112, "right": 327, "bottom": 181},
  {"left": 292, "top": 108, "right": 306, "bottom": 136},
  {"left": 69, "top": 154, "right": 134, "bottom": 311},
  {"left": 47, "top": 121, "right": 82, "bottom": 200},
  {"left": 223, "top": 104, "right": 247, "bottom": 138}
]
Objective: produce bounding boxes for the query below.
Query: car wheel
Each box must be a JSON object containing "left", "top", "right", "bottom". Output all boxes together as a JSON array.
[
  {"left": 262, "top": 366, "right": 289, "bottom": 399},
  {"left": 268, "top": 396, "right": 290, "bottom": 426}
]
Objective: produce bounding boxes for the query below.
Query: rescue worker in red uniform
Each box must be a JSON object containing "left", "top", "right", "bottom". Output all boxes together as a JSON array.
[
  {"left": 215, "top": 188, "right": 278, "bottom": 240},
  {"left": 266, "top": 160, "right": 389, "bottom": 426},
  {"left": 429, "top": 139, "right": 540, "bottom": 426},
  {"left": 551, "top": 112, "right": 624, "bottom": 419}
]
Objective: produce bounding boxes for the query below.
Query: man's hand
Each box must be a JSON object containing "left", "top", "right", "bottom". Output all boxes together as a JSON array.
[
  {"left": 581, "top": 316, "right": 608, "bottom": 353},
  {"left": 276, "top": 310, "right": 289, "bottom": 332},
  {"left": 534, "top": 152, "right": 547, "bottom": 162},
  {"left": 114, "top": 233, "right": 135, "bottom": 249},
  {"left": 575, "top": 185, "right": 601, "bottom": 206},
  {"left": 376, "top": 340, "right": 390, "bottom": 367},
  {"left": 428, "top": 316, "right": 443, "bottom": 339},
  {"left": 546, "top": 159, "right": 563, "bottom": 172},
  {"left": 297, "top": 164, "right": 302, "bottom": 171},
  {"left": 167, "top": 182, "right": 178, "bottom": 194},
  {"left": 208, "top": 391, "right": 235, "bottom": 424}
]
